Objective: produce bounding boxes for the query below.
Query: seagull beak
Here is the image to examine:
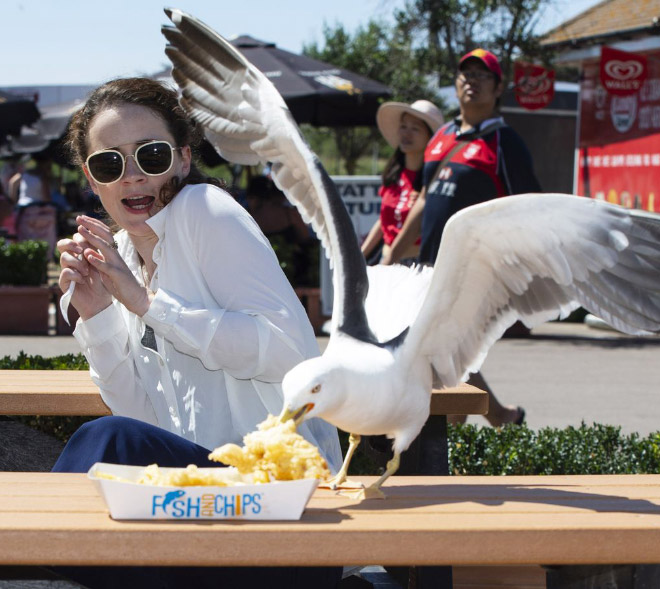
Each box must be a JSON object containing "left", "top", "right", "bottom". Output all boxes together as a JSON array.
[{"left": 279, "top": 403, "right": 315, "bottom": 426}]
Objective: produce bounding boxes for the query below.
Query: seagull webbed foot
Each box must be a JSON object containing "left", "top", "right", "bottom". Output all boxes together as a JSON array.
[{"left": 361, "top": 452, "right": 401, "bottom": 500}]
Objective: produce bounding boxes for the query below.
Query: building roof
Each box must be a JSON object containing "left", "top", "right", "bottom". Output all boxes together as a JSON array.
[{"left": 542, "top": 0, "right": 660, "bottom": 48}]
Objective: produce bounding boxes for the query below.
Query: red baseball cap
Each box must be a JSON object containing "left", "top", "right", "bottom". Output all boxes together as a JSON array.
[{"left": 459, "top": 49, "right": 502, "bottom": 80}]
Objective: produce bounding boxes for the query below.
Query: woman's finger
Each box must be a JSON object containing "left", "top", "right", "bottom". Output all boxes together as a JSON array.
[
  {"left": 72, "top": 232, "right": 93, "bottom": 252},
  {"left": 58, "top": 266, "right": 85, "bottom": 290},
  {"left": 60, "top": 251, "right": 89, "bottom": 276},
  {"left": 77, "top": 215, "right": 114, "bottom": 242},
  {"left": 57, "top": 238, "right": 83, "bottom": 257},
  {"left": 78, "top": 225, "right": 117, "bottom": 252}
]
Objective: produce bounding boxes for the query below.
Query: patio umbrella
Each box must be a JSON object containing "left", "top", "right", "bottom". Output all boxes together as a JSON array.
[
  {"left": 229, "top": 35, "right": 391, "bottom": 127},
  {"left": 0, "top": 99, "right": 83, "bottom": 164},
  {"left": 0, "top": 90, "right": 40, "bottom": 143}
]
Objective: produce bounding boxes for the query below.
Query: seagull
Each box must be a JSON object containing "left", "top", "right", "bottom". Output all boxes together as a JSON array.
[{"left": 162, "top": 9, "right": 660, "bottom": 497}]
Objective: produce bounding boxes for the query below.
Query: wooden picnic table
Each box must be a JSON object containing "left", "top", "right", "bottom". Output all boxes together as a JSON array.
[{"left": 2, "top": 473, "right": 660, "bottom": 568}]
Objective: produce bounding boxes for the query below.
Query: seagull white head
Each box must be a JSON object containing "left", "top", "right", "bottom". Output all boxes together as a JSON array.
[{"left": 279, "top": 356, "right": 343, "bottom": 425}]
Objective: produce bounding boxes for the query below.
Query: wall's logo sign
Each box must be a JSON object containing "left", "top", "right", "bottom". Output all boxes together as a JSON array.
[
  {"left": 514, "top": 62, "right": 555, "bottom": 110},
  {"left": 605, "top": 60, "right": 644, "bottom": 81},
  {"left": 600, "top": 46, "right": 647, "bottom": 96},
  {"left": 152, "top": 490, "right": 263, "bottom": 518}
]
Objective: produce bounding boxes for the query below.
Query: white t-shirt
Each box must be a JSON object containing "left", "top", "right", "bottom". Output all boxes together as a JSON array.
[
  {"left": 16, "top": 172, "right": 47, "bottom": 207},
  {"left": 73, "top": 183, "right": 342, "bottom": 471}
]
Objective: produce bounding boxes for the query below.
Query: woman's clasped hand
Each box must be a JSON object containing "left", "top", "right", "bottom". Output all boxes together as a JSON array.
[{"left": 58, "top": 215, "right": 153, "bottom": 319}]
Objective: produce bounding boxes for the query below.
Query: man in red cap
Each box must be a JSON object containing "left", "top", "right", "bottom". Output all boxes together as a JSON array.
[{"left": 386, "top": 48, "right": 541, "bottom": 426}]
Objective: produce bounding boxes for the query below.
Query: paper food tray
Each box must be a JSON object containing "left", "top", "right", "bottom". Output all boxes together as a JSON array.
[{"left": 88, "top": 462, "right": 319, "bottom": 520}]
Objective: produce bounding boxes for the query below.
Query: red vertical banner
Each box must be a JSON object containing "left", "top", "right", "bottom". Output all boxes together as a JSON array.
[
  {"left": 513, "top": 62, "right": 555, "bottom": 110},
  {"left": 600, "top": 46, "right": 648, "bottom": 96}
]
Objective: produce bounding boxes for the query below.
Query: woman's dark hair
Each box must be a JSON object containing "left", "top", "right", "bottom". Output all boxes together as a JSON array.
[
  {"left": 381, "top": 146, "right": 427, "bottom": 192},
  {"left": 381, "top": 116, "right": 433, "bottom": 192},
  {"left": 65, "top": 77, "right": 223, "bottom": 206}
]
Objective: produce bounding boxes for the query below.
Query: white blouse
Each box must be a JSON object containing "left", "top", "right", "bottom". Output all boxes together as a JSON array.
[{"left": 73, "top": 183, "right": 342, "bottom": 471}]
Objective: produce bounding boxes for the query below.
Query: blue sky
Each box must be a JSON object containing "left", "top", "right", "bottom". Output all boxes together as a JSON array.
[{"left": 3, "top": 0, "right": 600, "bottom": 86}]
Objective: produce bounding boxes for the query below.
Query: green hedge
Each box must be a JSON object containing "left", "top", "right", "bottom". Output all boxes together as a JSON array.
[
  {"left": 345, "top": 423, "right": 660, "bottom": 476},
  {"left": 0, "top": 351, "right": 89, "bottom": 370},
  {"left": 0, "top": 238, "right": 49, "bottom": 286},
  {"left": 448, "top": 422, "right": 660, "bottom": 475},
  {"left": 3, "top": 353, "right": 660, "bottom": 475}
]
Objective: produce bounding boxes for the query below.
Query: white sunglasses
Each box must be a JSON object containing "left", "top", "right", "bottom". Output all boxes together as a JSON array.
[{"left": 85, "top": 140, "right": 180, "bottom": 185}]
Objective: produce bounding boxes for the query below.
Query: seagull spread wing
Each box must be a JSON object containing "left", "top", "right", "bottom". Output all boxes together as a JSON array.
[
  {"left": 162, "top": 9, "right": 374, "bottom": 340},
  {"left": 403, "top": 193, "right": 660, "bottom": 388}
]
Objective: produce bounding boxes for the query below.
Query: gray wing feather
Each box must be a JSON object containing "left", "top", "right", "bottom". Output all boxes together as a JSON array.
[
  {"left": 401, "top": 194, "right": 660, "bottom": 388},
  {"left": 162, "top": 9, "right": 373, "bottom": 339}
]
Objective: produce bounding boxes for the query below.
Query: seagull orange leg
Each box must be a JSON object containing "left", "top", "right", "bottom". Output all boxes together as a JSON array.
[
  {"left": 362, "top": 452, "right": 401, "bottom": 499},
  {"left": 320, "top": 432, "right": 364, "bottom": 490}
]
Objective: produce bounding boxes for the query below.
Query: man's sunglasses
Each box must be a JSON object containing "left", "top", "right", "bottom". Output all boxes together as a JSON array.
[
  {"left": 457, "top": 70, "right": 495, "bottom": 82},
  {"left": 85, "top": 140, "right": 180, "bottom": 185}
]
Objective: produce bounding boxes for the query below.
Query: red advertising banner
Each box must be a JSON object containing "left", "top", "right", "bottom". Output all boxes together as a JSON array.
[
  {"left": 600, "top": 46, "right": 648, "bottom": 96},
  {"left": 579, "top": 48, "right": 660, "bottom": 147},
  {"left": 513, "top": 62, "right": 555, "bottom": 110},
  {"left": 576, "top": 133, "right": 660, "bottom": 212}
]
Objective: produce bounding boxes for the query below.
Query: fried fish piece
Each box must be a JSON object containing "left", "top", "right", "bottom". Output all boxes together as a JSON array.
[{"left": 209, "top": 414, "right": 330, "bottom": 481}]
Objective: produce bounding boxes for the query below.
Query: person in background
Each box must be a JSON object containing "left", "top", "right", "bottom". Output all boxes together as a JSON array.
[
  {"left": 245, "top": 174, "right": 317, "bottom": 286},
  {"left": 52, "top": 77, "right": 341, "bottom": 589},
  {"left": 386, "top": 49, "right": 542, "bottom": 426},
  {"left": 8, "top": 155, "right": 58, "bottom": 256},
  {"left": 0, "top": 184, "right": 12, "bottom": 234},
  {"left": 361, "top": 100, "right": 443, "bottom": 265}
]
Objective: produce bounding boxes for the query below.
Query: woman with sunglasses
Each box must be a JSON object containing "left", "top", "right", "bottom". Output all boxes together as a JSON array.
[{"left": 52, "top": 79, "right": 342, "bottom": 587}]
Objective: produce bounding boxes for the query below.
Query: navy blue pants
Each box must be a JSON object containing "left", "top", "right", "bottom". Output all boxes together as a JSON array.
[{"left": 52, "top": 416, "right": 341, "bottom": 589}]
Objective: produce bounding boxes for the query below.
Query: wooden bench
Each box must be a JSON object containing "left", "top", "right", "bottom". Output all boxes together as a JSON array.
[
  {"left": 0, "top": 370, "right": 111, "bottom": 416},
  {"left": 0, "top": 370, "right": 486, "bottom": 420},
  {"left": 1, "top": 473, "right": 660, "bottom": 588}
]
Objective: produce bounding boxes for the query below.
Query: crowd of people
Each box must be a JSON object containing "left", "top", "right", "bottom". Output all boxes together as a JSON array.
[{"left": 0, "top": 153, "right": 99, "bottom": 257}]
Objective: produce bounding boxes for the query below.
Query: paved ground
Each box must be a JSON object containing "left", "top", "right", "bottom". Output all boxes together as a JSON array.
[{"left": 2, "top": 320, "right": 659, "bottom": 436}]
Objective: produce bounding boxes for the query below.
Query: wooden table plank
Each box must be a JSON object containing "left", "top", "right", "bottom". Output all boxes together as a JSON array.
[
  {"left": 1, "top": 474, "right": 660, "bottom": 567},
  {"left": 0, "top": 371, "right": 486, "bottom": 417}
]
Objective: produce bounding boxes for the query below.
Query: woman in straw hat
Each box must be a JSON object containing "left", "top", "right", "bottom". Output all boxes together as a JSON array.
[{"left": 360, "top": 99, "right": 443, "bottom": 264}]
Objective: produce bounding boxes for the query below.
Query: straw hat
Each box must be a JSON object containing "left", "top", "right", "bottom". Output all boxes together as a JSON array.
[{"left": 376, "top": 100, "right": 444, "bottom": 148}]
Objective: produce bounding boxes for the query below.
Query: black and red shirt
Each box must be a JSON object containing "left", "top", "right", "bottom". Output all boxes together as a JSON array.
[{"left": 419, "top": 117, "right": 541, "bottom": 264}]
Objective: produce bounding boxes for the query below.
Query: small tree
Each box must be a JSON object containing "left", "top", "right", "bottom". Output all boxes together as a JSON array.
[
  {"left": 399, "top": 0, "right": 556, "bottom": 86},
  {"left": 303, "top": 19, "right": 440, "bottom": 174}
]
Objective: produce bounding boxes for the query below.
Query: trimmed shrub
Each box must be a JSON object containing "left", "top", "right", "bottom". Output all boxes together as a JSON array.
[
  {"left": 449, "top": 422, "right": 660, "bottom": 475},
  {"left": 0, "top": 238, "right": 49, "bottom": 286}
]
